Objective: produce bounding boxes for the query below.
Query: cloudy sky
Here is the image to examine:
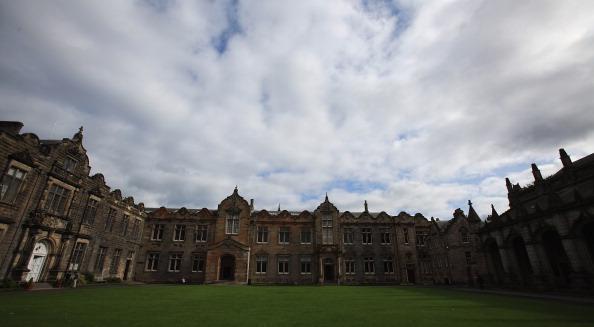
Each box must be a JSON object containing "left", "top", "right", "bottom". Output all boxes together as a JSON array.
[{"left": 1, "top": 0, "right": 593, "bottom": 219}]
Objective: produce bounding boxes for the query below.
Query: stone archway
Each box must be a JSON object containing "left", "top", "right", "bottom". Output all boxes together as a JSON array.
[
  {"left": 26, "top": 241, "right": 49, "bottom": 282},
  {"left": 510, "top": 235, "right": 533, "bottom": 286},
  {"left": 219, "top": 254, "right": 235, "bottom": 281},
  {"left": 485, "top": 238, "right": 505, "bottom": 285},
  {"left": 541, "top": 229, "right": 571, "bottom": 286}
]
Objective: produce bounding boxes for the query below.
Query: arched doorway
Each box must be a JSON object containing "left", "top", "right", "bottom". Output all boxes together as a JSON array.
[
  {"left": 511, "top": 236, "right": 532, "bottom": 286},
  {"left": 323, "top": 258, "right": 335, "bottom": 282},
  {"left": 485, "top": 238, "right": 505, "bottom": 285},
  {"left": 219, "top": 255, "right": 235, "bottom": 281},
  {"left": 26, "top": 241, "right": 49, "bottom": 282},
  {"left": 542, "top": 229, "right": 571, "bottom": 286}
]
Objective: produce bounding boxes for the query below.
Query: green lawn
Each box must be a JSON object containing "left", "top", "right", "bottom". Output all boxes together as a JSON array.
[{"left": 0, "top": 285, "right": 593, "bottom": 327}]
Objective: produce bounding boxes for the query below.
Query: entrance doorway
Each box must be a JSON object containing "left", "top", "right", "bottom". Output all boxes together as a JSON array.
[
  {"left": 323, "top": 258, "right": 334, "bottom": 282},
  {"left": 406, "top": 266, "right": 416, "bottom": 283},
  {"left": 219, "top": 255, "right": 235, "bottom": 281},
  {"left": 26, "top": 241, "right": 49, "bottom": 282}
]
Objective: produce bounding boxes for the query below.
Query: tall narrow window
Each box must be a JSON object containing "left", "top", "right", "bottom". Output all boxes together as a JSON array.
[
  {"left": 151, "top": 224, "right": 164, "bottom": 241},
  {"left": 121, "top": 214, "right": 130, "bottom": 236},
  {"left": 345, "top": 260, "right": 356, "bottom": 275},
  {"left": 322, "top": 214, "right": 333, "bottom": 244},
  {"left": 465, "top": 251, "right": 472, "bottom": 265},
  {"left": 69, "top": 242, "right": 87, "bottom": 271},
  {"left": 131, "top": 219, "right": 141, "bottom": 240},
  {"left": 83, "top": 198, "right": 99, "bottom": 225},
  {"left": 380, "top": 229, "right": 391, "bottom": 245},
  {"left": 94, "top": 246, "right": 107, "bottom": 272},
  {"left": 300, "top": 228, "right": 312, "bottom": 244},
  {"left": 105, "top": 208, "right": 117, "bottom": 232},
  {"left": 173, "top": 224, "right": 186, "bottom": 241},
  {"left": 45, "top": 184, "right": 71, "bottom": 215},
  {"left": 256, "top": 255, "right": 268, "bottom": 274},
  {"left": 300, "top": 256, "right": 311, "bottom": 274},
  {"left": 196, "top": 225, "right": 208, "bottom": 242},
  {"left": 192, "top": 255, "right": 204, "bottom": 272},
  {"left": 278, "top": 256, "right": 289, "bottom": 274},
  {"left": 0, "top": 166, "right": 26, "bottom": 203},
  {"left": 364, "top": 257, "right": 375, "bottom": 274},
  {"left": 110, "top": 249, "right": 122, "bottom": 274},
  {"left": 63, "top": 157, "right": 78, "bottom": 172},
  {"left": 278, "top": 227, "right": 290, "bottom": 244},
  {"left": 383, "top": 258, "right": 394, "bottom": 274},
  {"left": 343, "top": 228, "right": 354, "bottom": 244},
  {"left": 403, "top": 228, "right": 409, "bottom": 244},
  {"left": 256, "top": 226, "right": 268, "bottom": 243},
  {"left": 362, "top": 228, "right": 372, "bottom": 245},
  {"left": 146, "top": 253, "right": 160, "bottom": 271},
  {"left": 226, "top": 214, "right": 240, "bottom": 235},
  {"left": 461, "top": 228, "right": 470, "bottom": 243},
  {"left": 168, "top": 253, "right": 182, "bottom": 272},
  {"left": 416, "top": 231, "right": 426, "bottom": 246}
]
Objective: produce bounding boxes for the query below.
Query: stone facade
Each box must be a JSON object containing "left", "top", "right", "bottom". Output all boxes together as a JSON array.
[
  {"left": 479, "top": 149, "right": 594, "bottom": 292},
  {"left": 0, "top": 122, "right": 145, "bottom": 283}
]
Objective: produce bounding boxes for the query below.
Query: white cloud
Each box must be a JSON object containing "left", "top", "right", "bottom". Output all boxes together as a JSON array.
[{"left": 1, "top": 0, "right": 593, "bottom": 218}]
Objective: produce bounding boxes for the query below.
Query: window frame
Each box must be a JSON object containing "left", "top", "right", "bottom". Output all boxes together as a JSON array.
[{"left": 0, "top": 164, "right": 28, "bottom": 204}]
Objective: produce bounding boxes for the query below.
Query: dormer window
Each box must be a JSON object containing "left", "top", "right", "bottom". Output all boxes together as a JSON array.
[
  {"left": 64, "top": 157, "right": 78, "bottom": 172},
  {"left": 0, "top": 166, "right": 27, "bottom": 203},
  {"left": 226, "top": 214, "right": 239, "bottom": 235}
]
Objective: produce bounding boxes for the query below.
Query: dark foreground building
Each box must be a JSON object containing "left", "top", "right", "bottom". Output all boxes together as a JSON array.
[{"left": 0, "top": 121, "right": 591, "bottom": 292}]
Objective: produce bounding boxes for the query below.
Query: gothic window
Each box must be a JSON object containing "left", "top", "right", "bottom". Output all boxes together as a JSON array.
[
  {"left": 278, "top": 256, "right": 289, "bottom": 274},
  {"left": 362, "top": 228, "right": 373, "bottom": 245},
  {"left": 300, "top": 228, "right": 312, "bottom": 244},
  {"left": 343, "top": 228, "right": 354, "bottom": 244},
  {"left": 226, "top": 214, "right": 240, "bottom": 235},
  {"left": 45, "top": 184, "right": 71, "bottom": 215},
  {"left": 168, "top": 253, "right": 182, "bottom": 272},
  {"left": 300, "top": 256, "right": 311, "bottom": 274},
  {"left": 322, "top": 214, "right": 333, "bottom": 244},
  {"left": 257, "top": 226, "right": 268, "bottom": 243},
  {"left": 345, "top": 260, "right": 356, "bottom": 275},
  {"left": 364, "top": 257, "right": 375, "bottom": 274},
  {"left": 173, "top": 224, "right": 186, "bottom": 241},
  {"left": 278, "top": 227, "right": 290, "bottom": 244},
  {"left": 151, "top": 224, "right": 164, "bottom": 241},
  {"left": 83, "top": 198, "right": 99, "bottom": 225},
  {"left": 196, "top": 225, "right": 208, "bottom": 242},
  {"left": 146, "top": 253, "right": 160, "bottom": 271},
  {"left": 0, "top": 166, "right": 26, "bottom": 203},
  {"left": 256, "top": 255, "right": 268, "bottom": 274},
  {"left": 461, "top": 228, "right": 470, "bottom": 243}
]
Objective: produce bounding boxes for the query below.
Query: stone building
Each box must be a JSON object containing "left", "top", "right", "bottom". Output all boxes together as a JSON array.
[
  {"left": 0, "top": 121, "right": 145, "bottom": 283},
  {"left": 480, "top": 149, "right": 594, "bottom": 291}
]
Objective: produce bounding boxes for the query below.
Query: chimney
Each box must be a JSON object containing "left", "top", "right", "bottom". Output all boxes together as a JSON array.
[
  {"left": 559, "top": 148, "right": 572, "bottom": 168},
  {"left": 0, "top": 121, "right": 24, "bottom": 136},
  {"left": 531, "top": 163, "right": 543, "bottom": 182},
  {"left": 250, "top": 199, "right": 254, "bottom": 210}
]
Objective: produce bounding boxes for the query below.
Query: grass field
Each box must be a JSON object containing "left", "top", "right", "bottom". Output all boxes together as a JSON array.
[{"left": 0, "top": 285, "right": 593, "bottom": 327}]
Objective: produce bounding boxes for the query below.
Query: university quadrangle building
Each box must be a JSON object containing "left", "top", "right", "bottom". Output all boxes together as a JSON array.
[{"left": 0, "top": 121, "right": 592, "bottom": 292}]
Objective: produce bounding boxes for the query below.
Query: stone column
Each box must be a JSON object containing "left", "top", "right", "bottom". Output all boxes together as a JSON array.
[
  {"left": 562, "top": 238, "right": 589, "bottom": 288},
  {"left": 13, "top": 229, "right": 41, "bottom": 281}
]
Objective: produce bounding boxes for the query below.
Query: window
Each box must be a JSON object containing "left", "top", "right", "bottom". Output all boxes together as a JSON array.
[
  {"left": 256, "top": 226, "right": 268, "bottom": 243},
  {"left": 151, "top": 224, "right": 164, "bottom": 241},
  {"left": 0, "top": 226, "right": 6, "bottom": 242},
  {"left": 364, "top": 257, "right": 375, "bottom": 274},
  {"left": 383, "top": 258, "right": 394, "bottom": 274},
  {"left": 196, "top": 225, "right": 208, "bottom": 242},
  {"left": 69, "top": 242, "right": 87, "bottom": 271},
  {"left": 362, "top": 228, "right": 372, "bottom": 245},
  {"left": 345, "top": 260, "right": 356, "bottom": 275},
  {"left": 300, "top": 256, "right": 311, "bottom": 274},
  {"left": 168, "top": 253, "right": 182, "bottom": 272},
  {"left": 416, "top": 231, "right": 426, "bottom": 246},
  {"left": 94, "top": 246, "right": 107, "bottom": 272},
  {"left": 256, "top": 255, "right": 268, "bottom": 274},
  {"left": 403, "top": 228, "right": 409, "bottom": 244},
  {"left": 64, "top": 157, "right": 77, "bottom": 172},
  {"left": 131, "top": 219, "right": 141, "bottom": 240},
  {"left": 225, "top": 214, "right": 239, "bottom": 235},
  {"left": 381, "top": 229, "right": 391, "bottom": 245},
  {"left": 121, "top": 215, "right": 130, "bottom": 236},
  {"left": 0, "top": 166, "right": 26, "bottom": 203},
  {"left": 461, "top": 228, "right": 470, "bottom": 243},
  {"left": 110, "top": 249, "right": 122, "bottom": 274},
  {"left": 322, "top": 214, "right": 333, "bottom": 244},
  {"left": 278, "top": 227, "right": 290, "bottom": 244},
  {"left": 173, "top": 224, "right": 186, "bottom": 241},
  {"left": 146, "top": 253, "right": 160, "bottom": 271},
  {"left": 83, "top": 198, "right": 99, "bottom": 225},
  {"left": 343, "top": 228, "right": 354, "bottom": 244},
  {"left": 278, "top": 256, "right": 289, "bottom": 274},
  {"left": 465, "top": 251, "right": 472, "bottom": 265},
  {"left": 192, "top": 255, "right": 204, "bottom": 272},
  {"left": 44, "top": 184, "right": 71, "bottom": 215},
  {"left": 300, "top": 228, "right": 312, "bottom": 244},
  {"left": 105, "top": 208, "right": 117, "bottom": 232}
]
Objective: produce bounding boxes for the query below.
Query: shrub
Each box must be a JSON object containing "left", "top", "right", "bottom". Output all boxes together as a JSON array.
[
  {"left": 1, "top": 278, "right": 18, "bottom": 289},
  {"left": 82, "top": 271, "right": 95, "bottom": 284}
]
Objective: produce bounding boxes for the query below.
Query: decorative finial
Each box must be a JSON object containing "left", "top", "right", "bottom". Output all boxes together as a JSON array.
[
  {"left": 325, "top": 192, "right": 329, "bottom": 202},
  {"left": 364, "top": 200, "right": 368, "bottom": 212},
  {"left": 73, "top": 125, "right": 84, "bottom": 142},
  {"left": 277, "top": 203, "right": 281, "bottom": 211},
  {"left": 233, "top": 185, "right": 238, "bottom": 194},
  {"left": 79, "top": 126, "right": 83, "bottom": 133},
  {"left": 468, "top": 200, "right": 473, "bottom": 207}
]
